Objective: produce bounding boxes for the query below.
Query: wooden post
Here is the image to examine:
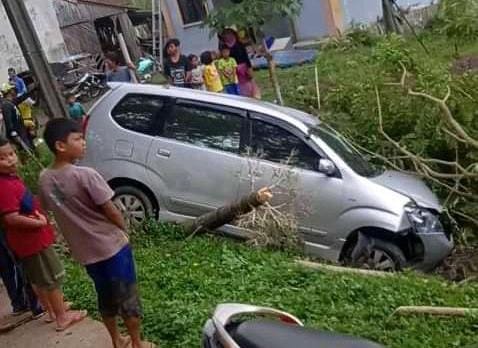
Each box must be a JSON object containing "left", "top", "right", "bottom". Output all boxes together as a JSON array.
[{"left": 118, "top": 33, "right": 139, "bottom": 83}]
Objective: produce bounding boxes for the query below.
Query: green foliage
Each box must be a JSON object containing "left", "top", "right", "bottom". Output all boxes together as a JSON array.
[
  {"left": 62, "top": 222, "right": 478, "bottom": 348},
  {"left": 205, "top": 0, "right": 302, "bottom": 34},
  {"left": 322, "top": 27, "right": 380, "bottom": 52},
  {"left": 437, "top": 0, "right": 478, "bottom": 49},
  {"left": 19, "top": 142, "right": 52, "bottom": 193}
]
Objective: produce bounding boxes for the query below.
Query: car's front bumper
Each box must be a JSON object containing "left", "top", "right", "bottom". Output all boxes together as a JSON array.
[{"left": 414, "top": 232, "right": 454, "bottom": 272}]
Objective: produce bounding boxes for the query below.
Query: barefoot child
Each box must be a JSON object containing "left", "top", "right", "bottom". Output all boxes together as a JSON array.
[
  {"left": 39, "top": 119, "right": 146, "bottom": 348},
  {"left": 0, "top": 137, "right": 86, "bottom": 331}
]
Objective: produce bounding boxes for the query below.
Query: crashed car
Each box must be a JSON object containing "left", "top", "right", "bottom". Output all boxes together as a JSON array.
[{"left": 81, "top": 83, "right": 454, "bottom": 271}]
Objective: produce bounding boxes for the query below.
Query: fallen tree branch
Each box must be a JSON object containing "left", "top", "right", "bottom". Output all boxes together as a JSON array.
[
  {"left": 391, "top": 306, "right": 478, "bottom": 317},
  {"left": 184, "top": 187, "right": 273, "bottom": 239},
  {"left": 295, "top": 260, "right": 393, "bottom": 277}
]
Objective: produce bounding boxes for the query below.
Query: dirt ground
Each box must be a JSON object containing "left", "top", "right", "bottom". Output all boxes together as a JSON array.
[
  {"left": 435, "top": 246, "right": 478, "bottom": 282},
  {"left": 0, "top": 284, "right": 113, "bottom": 348},
  {"left": 452, "top": 55, "right": 478, "bottom": 74}
]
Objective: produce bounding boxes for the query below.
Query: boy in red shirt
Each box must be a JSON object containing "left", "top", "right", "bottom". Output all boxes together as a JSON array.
[{"left": 0, "top": 137, "right": 87, "bottom": 331}]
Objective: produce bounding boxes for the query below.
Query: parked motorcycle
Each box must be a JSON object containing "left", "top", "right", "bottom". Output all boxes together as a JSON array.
[
  {"left": 202, "top": 304, "right": 385, "bottom": 348},
  {"left": 63, "top": 72, "right": 106, "bottom": 102}
]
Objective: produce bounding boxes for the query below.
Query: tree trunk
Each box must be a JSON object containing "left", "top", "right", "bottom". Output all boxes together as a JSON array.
[
  {"left": 265, "top": 49, "right": 284, "bottom": 106},
  {"left": 184, "top": 190, "right": 269, "bottom": 237},
  {"left": 382, "top": 0, "right": 399, "bottom": 34}
]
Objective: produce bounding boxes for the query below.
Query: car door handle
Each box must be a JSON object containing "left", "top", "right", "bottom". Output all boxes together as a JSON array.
[{"left": 157, "top": 148, "right": 171, "bottom": 158}]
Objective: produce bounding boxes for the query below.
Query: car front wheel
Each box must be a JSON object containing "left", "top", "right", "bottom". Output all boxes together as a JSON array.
[
  {"left": 113, "top": 186, "right": 154, "bottom": 227},
  {"left": 346, "top": 237, "right": 407, "bottom": 272}
]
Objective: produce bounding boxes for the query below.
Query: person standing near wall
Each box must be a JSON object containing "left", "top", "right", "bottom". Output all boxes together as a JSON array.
[{"left": 163, "top": 39, "right": 192, "bottom": 88}]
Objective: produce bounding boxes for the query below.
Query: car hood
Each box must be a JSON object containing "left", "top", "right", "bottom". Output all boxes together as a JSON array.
[{"left": 370, "top": 170, "right": 441, "bottom": 211}]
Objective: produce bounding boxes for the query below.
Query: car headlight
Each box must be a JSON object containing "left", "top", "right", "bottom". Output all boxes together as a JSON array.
[{"left": 405, "top": 204, "right": 444, "bottom": 234}]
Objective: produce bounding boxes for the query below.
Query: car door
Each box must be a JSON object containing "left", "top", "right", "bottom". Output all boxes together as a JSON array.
[
  {"left": 147, "top": 99, "right": 248, "bottom": 217},
  {"left": 240, "top": 112, "right": 345, "bottom": 248}
]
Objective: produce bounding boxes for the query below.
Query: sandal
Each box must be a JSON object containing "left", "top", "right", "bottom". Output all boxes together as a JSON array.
[{"left": 55, "top": 310, "right": 87, "bottom": 332}]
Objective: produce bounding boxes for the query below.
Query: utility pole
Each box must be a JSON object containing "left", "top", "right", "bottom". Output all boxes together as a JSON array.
[
  {"left": 152, "top": 0, "right": 163, "bottom": 70},
  {"left": 1, "top": 0, "right": 68, "bottom": 119}
]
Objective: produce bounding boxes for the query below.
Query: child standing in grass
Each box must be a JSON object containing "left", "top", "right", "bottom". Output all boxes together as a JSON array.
[
  {"left": 39, "top": 119, "right": 147, "bottom": 348},
  {"left": 217, "top": 44, "right": 240, "bottom": 95},
  {"left": 201, "top": 51, "right": 223, "bottom": 93},
  {"left": 0, "top": 137, "right": 87, "bottom": 331}
]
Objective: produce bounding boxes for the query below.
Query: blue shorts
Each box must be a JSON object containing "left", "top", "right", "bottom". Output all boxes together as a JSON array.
[
  {"left": 86, "top": 245, "right": 142, "bottom": 318},
  {"left": 225, "top": 84, "right": 240, "bottom": 95}
]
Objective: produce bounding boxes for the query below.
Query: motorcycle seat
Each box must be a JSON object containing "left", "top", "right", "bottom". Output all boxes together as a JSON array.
[{"left": 229, "top": 319, "right": 385, "bottom": 348}]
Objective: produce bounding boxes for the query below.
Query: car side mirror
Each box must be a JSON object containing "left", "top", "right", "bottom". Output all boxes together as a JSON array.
[{"left": 318, "top": 159, "right": 336, "bottom": 176}]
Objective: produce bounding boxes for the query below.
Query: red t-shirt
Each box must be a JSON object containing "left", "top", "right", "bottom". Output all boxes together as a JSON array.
[{"left": 0, "top": 174, "right": 54, "bottom": 258}]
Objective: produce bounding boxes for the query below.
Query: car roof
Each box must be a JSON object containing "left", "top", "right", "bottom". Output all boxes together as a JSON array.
[{"left": 107, "top": 83, "right": 320, "bottom": 134}]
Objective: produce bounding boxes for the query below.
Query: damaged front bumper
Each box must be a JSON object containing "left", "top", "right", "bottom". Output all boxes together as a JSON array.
[{"left": 413, "top": 232, "right": 454, "bottom": 272}]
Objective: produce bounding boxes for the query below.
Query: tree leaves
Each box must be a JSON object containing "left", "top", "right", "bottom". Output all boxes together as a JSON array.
[{"left": 205, "top": 0, "right": 303, "bottom": 33}]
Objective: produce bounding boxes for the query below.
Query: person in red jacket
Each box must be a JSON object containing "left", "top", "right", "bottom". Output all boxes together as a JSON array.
[{"left": 0, "top": 137, "right": 87, "bottom": 331}]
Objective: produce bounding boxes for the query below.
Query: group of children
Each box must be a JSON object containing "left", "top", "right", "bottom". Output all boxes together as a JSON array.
[
  {"left": 0, "top": 119, "right": 146, "bottom": 348},
  {"left": 164, "top": 38, "right": 243, "bottom": 96}
]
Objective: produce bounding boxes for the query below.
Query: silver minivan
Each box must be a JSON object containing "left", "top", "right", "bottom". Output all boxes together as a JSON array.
[{"left": 82, "top": 83, "right": 453, "bottom": 271}]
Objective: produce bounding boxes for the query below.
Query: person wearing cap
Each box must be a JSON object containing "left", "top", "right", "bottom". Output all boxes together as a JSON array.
[
  {"left": 8, "top": 68, "right": 36, "bottom": 140},
  {"left": 1, "top": 83, "right": 34, "bottom": 151}
]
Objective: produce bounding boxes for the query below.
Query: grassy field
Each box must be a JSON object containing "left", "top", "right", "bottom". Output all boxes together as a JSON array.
[{"left": 61, "top": 223, "right": 478, "bottom": 348}]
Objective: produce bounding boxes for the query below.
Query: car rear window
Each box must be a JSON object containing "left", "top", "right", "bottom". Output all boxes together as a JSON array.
[{"left": 111, "top": 94, "right": 165, "bottom": 135}]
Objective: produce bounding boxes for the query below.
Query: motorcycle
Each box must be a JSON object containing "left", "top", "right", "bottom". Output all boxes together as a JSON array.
[
  {"left": 63, "top": 72, "right": 106, "bottom": 102},
  {"left": 202, "top": 304, "right": 385, "bottom": 348}
]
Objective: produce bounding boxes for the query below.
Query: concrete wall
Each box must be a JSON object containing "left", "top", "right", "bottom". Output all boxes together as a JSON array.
[
  {"left": 164, "top": 0, "right": 217, "bottom": 55},
  {"left": 0, "top": 0, "right": 67, "bottom": 84},
  {"left": 294, "top": 0, "right": 330, "bottom": 41},
  {"left": 341, "top": 0, "right": 435, "bottom": 27}
]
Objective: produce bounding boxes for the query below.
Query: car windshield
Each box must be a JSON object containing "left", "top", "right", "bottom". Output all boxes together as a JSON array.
[{"left": 311, "top": 125, "right": 382, "bottom": 177}]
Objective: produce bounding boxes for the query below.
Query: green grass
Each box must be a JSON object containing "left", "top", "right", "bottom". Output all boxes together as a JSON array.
[
  {"left": 254, "top": 33, "right": 478, "bottom": 108},
  {"left": 62, "top": 224, "right": 478, "bottom": 348}
]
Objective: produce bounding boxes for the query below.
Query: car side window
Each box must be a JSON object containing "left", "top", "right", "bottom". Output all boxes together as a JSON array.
[
  {"left": 163, "top": 103, "right": 243, "bottom": 154},
  {"left": 111, "top": 94, "right": 165, "bottom": 135},
  {"left": 250, "top": 118, "right": 318, "bottom": 171}
]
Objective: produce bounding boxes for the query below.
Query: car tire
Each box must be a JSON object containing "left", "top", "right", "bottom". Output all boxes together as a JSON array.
[
  {"left": 113, "top": 186, "right": 155, "bottom": 227},
  {"left": 346, "top": 237, "right": 407, "bottom": 272}
]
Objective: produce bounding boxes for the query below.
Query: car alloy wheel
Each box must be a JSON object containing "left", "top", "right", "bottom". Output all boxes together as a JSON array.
[{"left": 114, "top": 194, "right": 147, "bottom": 226}]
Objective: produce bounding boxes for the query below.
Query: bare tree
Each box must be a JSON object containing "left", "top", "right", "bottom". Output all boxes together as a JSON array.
[{"left": 374, "top": 63, "right": 478, "bottom": 227}]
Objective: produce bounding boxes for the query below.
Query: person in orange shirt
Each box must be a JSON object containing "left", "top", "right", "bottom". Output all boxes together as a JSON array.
[{"left": 200, "top": 51, "right": 223, "bottom": 93}]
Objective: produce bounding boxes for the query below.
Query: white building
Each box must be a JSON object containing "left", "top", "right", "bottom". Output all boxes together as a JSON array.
[{"left": 0, "top": 0, "right": 67, "bottom": 84}]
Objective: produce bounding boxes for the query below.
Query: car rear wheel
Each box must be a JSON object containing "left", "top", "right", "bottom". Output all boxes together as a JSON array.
[
  {"left": 346, "top": 237, "right": 407, "bottom": 272},
  {"left": 113, "top": 186, "right": 154, "bottom": 227}
]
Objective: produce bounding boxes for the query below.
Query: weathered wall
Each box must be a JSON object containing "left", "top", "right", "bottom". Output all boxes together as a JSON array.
[
  {"left": 53, "top": 0, "right": 126, "bottom": 54},
  {"left": 341, "top": 0, "right": 434, "bottom": 27},
  {"left": 0, "top": 0, "right": 67, "bottom": 84},
  {"left": 164, "top": 0, "right": 217, "bottom": 55}
]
